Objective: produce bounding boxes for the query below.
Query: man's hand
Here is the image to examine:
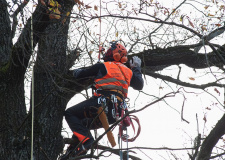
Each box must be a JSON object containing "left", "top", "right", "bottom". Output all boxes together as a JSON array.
[{"left": 129, "top": 56, "right": 141, "bottom": 68}]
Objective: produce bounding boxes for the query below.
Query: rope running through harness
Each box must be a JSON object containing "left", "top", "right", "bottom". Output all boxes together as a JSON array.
[{"left": 97, "top": 93, "right": 141, "bottom": 159}]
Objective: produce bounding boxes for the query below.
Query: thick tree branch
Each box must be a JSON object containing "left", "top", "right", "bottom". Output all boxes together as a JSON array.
[
  {"left": 0, "top": 0, "right": 12, "bottom": 70},
  {"left": 12, "top": 4, "right": 50, "bottom": 76},
  {"left": 132, "top": 45, "right": 225, "bottom": 72},
  {"left": 11, "top": 1, "right": 28, "bottom": 39},
  {"left": 63, "top": 138, "right": 141, "bottom": 160},
  {"left": 65, "top": 48, "right": 81, "bottom": 70},
  {"left": 197, "top": 114, "right": 225, "bottom": 160}
]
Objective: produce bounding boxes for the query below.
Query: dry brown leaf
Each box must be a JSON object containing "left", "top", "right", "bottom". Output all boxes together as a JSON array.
[
  {"left": 201, "top": 26, "right": 207, "bottom": 31},
  {"left": 188, "top": 19, "right": 194, "bottom": 28},
  {"left": 204, "top": 5, "right": 209, "bottom": 9},
  {"left": 208, "top": 13, "right": 214, "bottom": 16},
  {"left": 215, "top": 24, "right": 221, "bottom": 27},
  {"left": 94, "top": 5, "right": 98, "bottom": 11},
  {"left": 85, "top": 5, "right": 92, "bottom": 9},
  {"left": 203, "top": 115, "right": 207, "bottom": 123},
  {"left": 214, "top": 88, "right": 220, "bottom": 96},
  {"left": 118, "top": 2, "right": 122, "bottom": 8}
]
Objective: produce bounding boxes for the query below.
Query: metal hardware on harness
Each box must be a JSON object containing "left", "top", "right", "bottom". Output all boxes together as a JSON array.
[
  {"left": 118, "top": 134, "right": 123, "bottom": 160},
  {"left": 98, "top": 96, "right": 108, "bottom": 114},
  {"left": 120, "top": 100, "right": 128, "bottom": 110},
  {"left": 121, "top": 134, "right": 129, "bottom": 140},
  {"left": 118, "top": 130, "right": 129, "bottom": 160},
  {"left": 111, "top": 94, "right": 119, "bottom": 121},
  {"left": 112, "top": 108, "right": 116, "bottom": 119}
]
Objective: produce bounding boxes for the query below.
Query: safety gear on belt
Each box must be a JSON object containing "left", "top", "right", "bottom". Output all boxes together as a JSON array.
[
  {"left": 95, "top": 89, "right": 124, "bottom": 102},
  {"left": 119, "top": 108, "right": 141, "bottom": 142},
  {"left": 97, "top": 93, "right": 141, "bottom": 145},
  {"left": 129, "top": 56, "right": 141, "bottom": 68}
]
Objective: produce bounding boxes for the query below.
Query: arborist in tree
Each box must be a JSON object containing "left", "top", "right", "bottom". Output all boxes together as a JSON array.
[{"left": 60, "top": 41, "right": 144, "bottom": 159}]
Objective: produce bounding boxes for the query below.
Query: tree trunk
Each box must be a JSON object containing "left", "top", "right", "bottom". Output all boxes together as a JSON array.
[
  {"left": 0, "top": 72, "right": 27, "bottom": 160},
  {"left": 0, "top": 0, "right": 11, "bottom": 68},
  {"left": 197, "top": 114, "right": 225, "bottom": 160},
  {"left": 31, "top": 9, "right": 72, "bottom": 158}
]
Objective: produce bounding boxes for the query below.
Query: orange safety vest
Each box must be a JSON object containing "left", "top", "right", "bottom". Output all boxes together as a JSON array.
[{"left": 94, "top": 61, "right": 133, "bottom": 97}]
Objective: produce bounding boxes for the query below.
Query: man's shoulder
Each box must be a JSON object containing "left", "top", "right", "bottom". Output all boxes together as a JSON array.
[{"left": 93, "top": 62, "right": 105, "bottom": 67}]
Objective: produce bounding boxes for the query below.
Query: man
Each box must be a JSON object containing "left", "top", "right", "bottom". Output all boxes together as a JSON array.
[{"left": 60, "top": 41, "right": 143, "bottom": 159}]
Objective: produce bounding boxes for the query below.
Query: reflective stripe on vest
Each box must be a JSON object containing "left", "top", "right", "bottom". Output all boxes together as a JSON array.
[{"left": 94, "top": 62, "right": 132, "bottom": 97}]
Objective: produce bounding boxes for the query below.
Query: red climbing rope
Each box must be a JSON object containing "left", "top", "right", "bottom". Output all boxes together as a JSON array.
[{"left": 119, "top": 109, "right": 141, "bottom": 142}]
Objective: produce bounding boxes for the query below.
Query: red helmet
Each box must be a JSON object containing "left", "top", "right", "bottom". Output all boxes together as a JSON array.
[{"left": 103, "top": 42, "right": 128, "bottom": 63}]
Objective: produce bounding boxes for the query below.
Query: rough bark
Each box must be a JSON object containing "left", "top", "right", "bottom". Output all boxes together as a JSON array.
[
  {"left": 0, "top": 2, "right": 51, "bottom": 160},
  {"left": 0, "top": 0, "right": 11, "bottom": 68},
  {"left": 31, "top": 12, "right": 72, "bottom": 159},
  {"left": 197, "top": 114, "right": 225, "bottom": 160},
  {"left": 134, "top": 45, "right": 225, "bottom": 72}
]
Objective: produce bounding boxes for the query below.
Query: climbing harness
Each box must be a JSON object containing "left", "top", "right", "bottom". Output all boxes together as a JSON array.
[
  {"left": 110, "top": 95, "right": 141, "bottom": 143},
  {"left": 111, "top": 96, "right": 141, "bottom": 160},
  {"left": 119, "top": 106, "right": 141, "bottom": 142},
  {"left": 97, "top": 95, "right": 116, "bottom": 147},
  {"left": 96, "top": 91, "right": 141, "bottom": 159},
  {"left": 111, "top": 94, "right": 119, "bottom": 121}
]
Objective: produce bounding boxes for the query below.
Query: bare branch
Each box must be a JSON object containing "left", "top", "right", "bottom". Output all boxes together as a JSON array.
[
  {"left": 11, "top": 1, "right": 28, "bottom": 39},
  {"left": 90, "top": 14, "right": 202, "bottom": 38},
  {"left": 145, "top": 71, "right": 225, "bottom": 89}
]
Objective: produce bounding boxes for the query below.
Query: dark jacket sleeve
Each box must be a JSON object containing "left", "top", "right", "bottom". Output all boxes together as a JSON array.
[
  {"left": 73, "top": 63, "right": 144, "bottom": 90},
  {"left": 73, "top": 63, "right": 106, "bottom": 79},
  {"left": 130, "top": 67, "right": 144, "bottom": 90}
]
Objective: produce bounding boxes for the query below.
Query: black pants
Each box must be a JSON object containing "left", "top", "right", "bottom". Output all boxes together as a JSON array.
[{"left": 64, "top": 96, "right": 120, "bottom": 142}]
